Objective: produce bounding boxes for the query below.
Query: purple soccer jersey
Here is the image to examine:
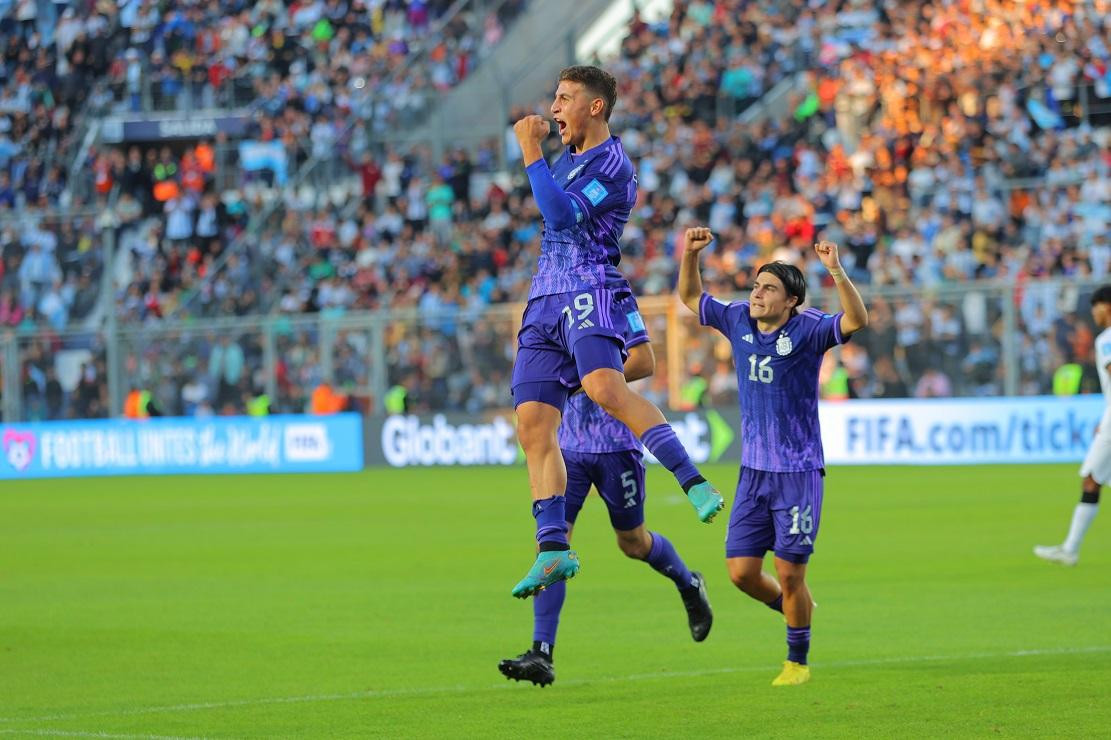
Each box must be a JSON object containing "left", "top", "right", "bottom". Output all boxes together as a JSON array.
[
  {"left": 528, "top": 136, "right": 637, "bottom": 300},
  {"left": 699, "top": 294, "right": 845, "bottom": 472},
  {"left": 557, "top": 295, "right": 649, "bottom": 453}
]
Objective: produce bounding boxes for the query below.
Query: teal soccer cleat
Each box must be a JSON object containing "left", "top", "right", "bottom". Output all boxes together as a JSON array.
[
  {"left": 687, "top": 481, "right": 724, "bottom": 523},
  {"left": 511, "top": 550, "right": 580, "bottom": 598}
]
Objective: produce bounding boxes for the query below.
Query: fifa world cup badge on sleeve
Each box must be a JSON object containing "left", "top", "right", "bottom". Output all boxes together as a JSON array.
[{"left": 582, "top": 179, "right": 608, "bottom": 206}]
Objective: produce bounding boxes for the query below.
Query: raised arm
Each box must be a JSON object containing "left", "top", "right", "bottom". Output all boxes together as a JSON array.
[
  {"left": 814, "top": 240, "right": 868, "bottom": 336},
  {"left": 514, "top": 115, "right": 576, "bottom": 230},
  {"left": 678, "top": 227, "right": 714, "bottom": 315}
]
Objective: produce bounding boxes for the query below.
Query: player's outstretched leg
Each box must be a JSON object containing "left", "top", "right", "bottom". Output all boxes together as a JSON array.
[
  {"left": 580, "top": 366, "right": 723, "bottom": 523},
  {"left": 499, "top": 580, "right": 564, "bottom": 686},
  {"left": 511, "top": 497, "right": 580, "bottom": 597},
  {"left": 512, "top": 400, "right": 580, "bottom": 597},
  {"left": 619, "top": 528, "right": 712, "bottom": 640},
  {"left": 642, "top": 530, "right": 712, "bottom": 640}
]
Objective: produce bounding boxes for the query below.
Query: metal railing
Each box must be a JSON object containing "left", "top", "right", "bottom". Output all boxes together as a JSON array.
[{"left": 2, "top": 277, "right": 1102, "bottom": 422}]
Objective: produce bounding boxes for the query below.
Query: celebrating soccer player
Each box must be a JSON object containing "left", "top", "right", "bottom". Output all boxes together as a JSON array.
[
  {"left": 1034, "top": 285, "right": 1111, "bottom": 566},
  {"left": 678, "top": 227, "right": 868, "bottom": 686},
  {"left": 499, "top": 293, "right": 713, "bottom": 686},
  {"left": 509, "top": 66, "right": 723, "bottom": 599}
]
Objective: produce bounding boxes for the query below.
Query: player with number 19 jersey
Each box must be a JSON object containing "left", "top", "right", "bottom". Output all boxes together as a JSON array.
[
  {"left": 512, "top": 137, "right": 637, "bottom": 402},
  {"left": 558, "top": 295, "right": 647, "bottom": 455},
  {"left": 528, "top": 137, "right": 636, "bottom": 300}
]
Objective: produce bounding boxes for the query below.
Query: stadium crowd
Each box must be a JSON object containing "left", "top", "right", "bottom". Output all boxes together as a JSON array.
[
  {"left": 5, "top": 0, "right": 1110, "bottom": 419},
  {"left": 3, "top": 0, "right": 528, "bottom": 417}
]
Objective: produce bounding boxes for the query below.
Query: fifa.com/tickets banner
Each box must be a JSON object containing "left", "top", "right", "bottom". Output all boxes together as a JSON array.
[
  {"left": 821, "top": 395, "right": 1104, "bottom": 465},
  {"left": 365, "top": 395, "right": 1105, "bottom": 468},
  {"left": 0, "top": 414, "right": 364, "bottom": 479}
]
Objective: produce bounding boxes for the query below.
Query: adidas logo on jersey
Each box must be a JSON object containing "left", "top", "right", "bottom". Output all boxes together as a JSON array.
[
  {"left": 578, "top": 319, "right": 595, "bottom": 329},
  {"left": 742, "top": 333, "right": 754, "bottom": 343},
  {"left": 802, "top": 536, "right": 813, "bottom": 545}
]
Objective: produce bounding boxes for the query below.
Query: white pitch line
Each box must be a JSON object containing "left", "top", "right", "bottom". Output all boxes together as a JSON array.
[
  {"left": 0, "top": 730, "right": 202, "bottom": 740},
  {"left": 2, "top": 645, "right": 1108, "bottom": 728}
]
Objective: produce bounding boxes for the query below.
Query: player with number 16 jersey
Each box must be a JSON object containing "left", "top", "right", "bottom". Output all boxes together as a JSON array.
[{"left": 678, "top": 227, "right": 869, "bottom": 687}]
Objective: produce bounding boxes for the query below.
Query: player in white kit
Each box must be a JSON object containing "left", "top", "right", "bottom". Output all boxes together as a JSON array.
[{"left": 1034, "top": 285, "right": 1111, "bottom": 566}]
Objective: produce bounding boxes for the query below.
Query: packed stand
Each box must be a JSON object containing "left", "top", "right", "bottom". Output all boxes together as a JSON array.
[
  {"left": 125, "top": 0, "right": 1111, "bottom": 411},
  {"left": 100, "top": 0, "right": 529, "bottom": 174},
  {"left": 102, "top": 0, "right": 529, "bottom": 316},
  {"left": 681, "top": 0, "right": 1110, "bottom": 400},
  {"left": 236, "top": 1, "right": 1109, "bottom": 409},
  {"left": 1, "top": 1, "right": 129, "bottom": 420},
  {"left": 1, "top": 1, "right": 126, "bottom": 211},
  {"left": 1, "top": 0, "right": 128, "bottom": 329},
  {"left": 12, "top": 0, "right": 1111, "bottom": 419}
]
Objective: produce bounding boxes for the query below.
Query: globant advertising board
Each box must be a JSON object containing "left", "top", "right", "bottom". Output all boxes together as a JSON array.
[
  {"left": 0, "top": 414, "right": 363, "bottom": 479},
  {"left": 365, "top": 396, "right": 1104, "bottom": 467}
]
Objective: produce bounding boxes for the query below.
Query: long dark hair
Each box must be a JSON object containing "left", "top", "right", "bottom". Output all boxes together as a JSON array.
[{"left": 756, "top": 261, "right": 807, "bottom": 315}]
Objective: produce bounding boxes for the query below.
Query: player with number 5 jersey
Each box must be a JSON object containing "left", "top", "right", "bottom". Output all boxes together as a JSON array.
[
  {"left": 678, "top": 227, "right": 869, "bottom": 687},
  {"left": 499, "top": 293, "right": 714, "bottom": 687},
  {"left": 507, "top": 66, "right": 723, "bottom": 602}
]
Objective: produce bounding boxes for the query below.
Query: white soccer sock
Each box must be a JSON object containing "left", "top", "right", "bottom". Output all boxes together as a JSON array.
[{"left": 1063, "top": 503, "right": 1098, "bottom": 554}]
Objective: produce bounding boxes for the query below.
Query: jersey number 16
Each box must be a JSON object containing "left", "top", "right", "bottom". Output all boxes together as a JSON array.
[{"left": 747, "top": 354, "right": 773, "bottom": 384}]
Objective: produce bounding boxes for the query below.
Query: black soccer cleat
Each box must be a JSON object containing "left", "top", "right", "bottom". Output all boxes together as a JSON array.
[
  {"left": 498, "top": 650, "right": 555, "bottom": 687},
  {"left": 680, "top": 571, "right": 713, "bottom": 642}
]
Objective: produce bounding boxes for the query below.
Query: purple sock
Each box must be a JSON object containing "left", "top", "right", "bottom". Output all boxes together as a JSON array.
[
  {"left": 533, "top": 496, "right": 568, "bottom": 547},
  {"left": 532, "top": 579, "right": 565, "bottom": 651},
  {"left": 787, "top": 625, "right": 811, "bottom": 665},
  {"left": 641, "top": 424, "right": 701, "bottom": 490},
  {"left": 644, "top": 532, "right": 696, "bottom": 589},
  {"left": 766, "top": 594, "right": 784, "bottom": 613}
]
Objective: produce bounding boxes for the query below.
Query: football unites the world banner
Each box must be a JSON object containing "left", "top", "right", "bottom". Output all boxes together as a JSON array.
[{"left": 0, "top": 414, "right": 363, "bottom": 479}]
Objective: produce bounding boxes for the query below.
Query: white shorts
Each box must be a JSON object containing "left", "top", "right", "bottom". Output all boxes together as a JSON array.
[{"left": 1079, "top": 432, "right": 1111, "bottom": 484}]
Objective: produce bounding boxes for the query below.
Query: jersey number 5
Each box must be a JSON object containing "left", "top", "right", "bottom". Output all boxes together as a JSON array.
[
  {"left": 621, "top": 470, "right": 638, "bottom": 508},
  {"left": 747, "top": 354, "right": 773, "bottom": 383}
]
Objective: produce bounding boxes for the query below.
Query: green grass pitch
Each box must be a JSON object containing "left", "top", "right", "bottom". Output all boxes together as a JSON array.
[{"left": 1, "top": 463, "right": 1109, "bottom": 738}]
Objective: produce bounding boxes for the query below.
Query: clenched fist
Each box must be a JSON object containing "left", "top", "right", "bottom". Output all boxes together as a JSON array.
[
  {"left": 813, "top": 239, "right": 842, "bottom": 270},
  {"left": 684, "top": 227, "right": 714, "bottom": 254},
  {"left": 513, "top": 115, "right": 551, "bottom": 146}
]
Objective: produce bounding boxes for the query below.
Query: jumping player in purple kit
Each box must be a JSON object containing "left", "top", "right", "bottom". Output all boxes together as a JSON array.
[
  {"left": 499, "top": 294, "right": 714, "bottom": 686},
  {"left": 678, "top": 227, "right": 868, "bottom": 686},
  {"left": 508, "top": 66, "right": 724, "bottom": 599}
]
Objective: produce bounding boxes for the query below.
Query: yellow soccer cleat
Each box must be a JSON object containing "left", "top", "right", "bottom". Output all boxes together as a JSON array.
[{"left": 771, "top": 661, "right": 811, "bottom": 687}]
